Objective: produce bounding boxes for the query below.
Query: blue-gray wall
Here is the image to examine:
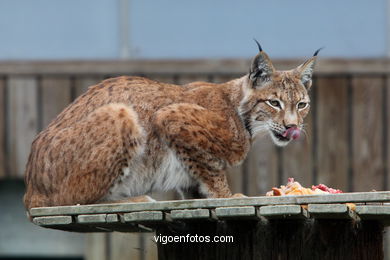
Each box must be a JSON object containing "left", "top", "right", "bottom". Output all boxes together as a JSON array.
[{"left": 0, "top": 0, "right": 387, "bottom": 59}]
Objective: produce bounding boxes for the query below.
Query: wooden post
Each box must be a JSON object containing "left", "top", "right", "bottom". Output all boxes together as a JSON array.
[{"left": 156, "top": 220, "right": 383, "bottom": 260}]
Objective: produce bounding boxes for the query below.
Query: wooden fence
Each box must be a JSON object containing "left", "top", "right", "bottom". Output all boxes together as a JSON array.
[{"left": 0, "top": 58, "right": 389, "bottom": 259}]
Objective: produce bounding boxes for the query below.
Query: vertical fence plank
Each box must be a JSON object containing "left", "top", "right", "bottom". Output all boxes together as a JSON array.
[
  {"left": 0, "top": 78, "right": 5, "bottom": 179},
  {"left": 352, "top": 77, "right": 384, "bottom": 191},
  {"left": 74, "top": 76, "right": 103, "bottom": 98},
  {"left": 142, "top": 233, "right": 158, "bottom": 260},
  {"left": 316, "top": 77, "right": 349, "bottom": 190},
  {"left": 85, "top": 234, "right": 107, "bottom": 260},
  {"left": 7, "top": 77, "right": 38, "bottom": 178},
  {"left": 41, "top": 77, "right": 72, "bottom": 129},
  {"left": 245, "top": 138, "right": 279, "bottom": 196},
  {"left": 386, "top": 76, "right": 390, "bottom": 191},
  {"left": 386, "top": 76, "right": 390, "bottom": 260},
  {"left": 110, "top": 233, "right": 141, "bottom": 260},
  {"left": 281, "top": 108, "right": 313, "bottom": 187},
  {"left": 226, "top": 164, "right": 244, "bottom": 195}
]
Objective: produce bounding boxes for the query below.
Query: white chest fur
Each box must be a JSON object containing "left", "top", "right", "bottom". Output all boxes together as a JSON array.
[
  {"left": 152, "top": 149, "right": 193, "bottom": 191},
  {"left": 102, "top": 149, "right": 193, "bottom": 201}
]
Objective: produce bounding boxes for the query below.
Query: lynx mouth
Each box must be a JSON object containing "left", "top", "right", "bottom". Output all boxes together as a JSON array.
[
  {"left": 271, "top": 130, "right": 290, "bottom": 142},
  {"left": 270, "top": 130, "right": 291, "bottom": 147}
]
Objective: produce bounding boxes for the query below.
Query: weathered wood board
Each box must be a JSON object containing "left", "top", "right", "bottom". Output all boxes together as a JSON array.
[
  {"left": 7, "top": 77, "right": 38, "bottom": 178},
  {"left": 40, "top": 77, "right": 72, "bottom": 129},
  {"left": 352, "top": 77, "right": 384, "bottom": 191},
  {"left": 0, "top": 78, "right": 5, "bottom": 178},
  {"left": 316, "top": 77, "right": 349, "bottom": 191},
  {"left": 30, "top": 192, "right": 390, "bottom": 220}
]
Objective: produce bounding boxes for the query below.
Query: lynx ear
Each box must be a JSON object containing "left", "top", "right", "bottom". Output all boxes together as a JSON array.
[
  {"left": 249, "top": 39, "right": 275, "bottom": 87},
  {"left": 295, "top": 48, "right": 323, "bottom": 89}
]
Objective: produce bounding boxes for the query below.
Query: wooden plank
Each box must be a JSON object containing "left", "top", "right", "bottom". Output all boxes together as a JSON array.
[
  {"left": 355, "top": 205, "right": 390, "bottom": 226},
  {"left": 0, "top": 78, "right": 5, "bottom": 178},
  {"left": 33, "top": 216, "right": 117, "bottom": 233},
  {"left": 355, "top": 205, "right": 390, "bottom": 218},
  {"left": 170, "top": 209, "right": 212, "bottom": 220},
  {"left": 386, "top": 77, "right": 390, "bottom": 260},
  {"left": 226, "top": 165, "right": 244, "bottom": 195},
  {"left": 29, "top": 192, "right": 390, "bottom": 217},
  {"left": 106, "top": 214, "right": 119, "bottom": 223},
  {"left": 1, "top": 59, "right": 390, "bottom": 75},
  {"left": 308, "top": 204, "right": 358, "bottom": 220},
  {"left": 245, "top": 139, "right": 279, "bottom": 196},
  {"left": 352, "top": 77, "right": 384, "bottom": 191},
  {"left": 316, "top": 77, "right": 349, "bottom": 191},
  {"left": 85, "top": 234, "right": 108, "bottom": 260},
  {"left": 76, "top": 213, "right": 144, "bottom": 233},
  {"left": 387, "top": 77, "right": 390, "bottom": 191},
  {"left": 122, "top": 211, "right": 164, "bottom": 222},
  {"left": 77, "top": 214, "right": 107, "bottom": 224},
  {"left": 215, "top": 206, "right": 257, "bottom": 218},
  {"left": 33, "top": 216, "right": 72, "bottom": 226},
  {"left": 142, "top": 233, "right": 158, "bottom": 260},
  {"left": 386, "top": 228, "right": 390, "bottom": 260},
  {"left": 7, "top": 77, "right": 38, "bottom": 178},
  {"left": 40, "top": 76, "right": 72, "bottom": 129},
  {"left": 109, "top": 233, "right": 141, "bottom": 260},
  {"left": 0, "top": 60, "right": 248, "bottom": 75},
  {"left": 259, "top": 205, "right": 308, "bottom": 219}
]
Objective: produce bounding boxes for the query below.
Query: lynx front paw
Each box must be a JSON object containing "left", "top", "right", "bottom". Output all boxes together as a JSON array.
[
  {"left": 230, "top": 193, "right": 247, "bottom": 198},
  {"left": 103, "top": 195, "right": 156, "bottom": 204},
  {"left": 132, "top": 195, "right": 156, "bottom": 202}
]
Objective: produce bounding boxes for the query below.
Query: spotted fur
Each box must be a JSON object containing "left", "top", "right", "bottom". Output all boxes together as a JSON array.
[{"left": 24, "top": 47, "right": 318, "bottom": 210}]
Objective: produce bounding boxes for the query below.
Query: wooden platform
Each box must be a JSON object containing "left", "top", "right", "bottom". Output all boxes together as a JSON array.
[
  {"left": 30, "top": 192, "right": 390, "bottom": 232},
  {"left": 29, "top": 192, "right": 390, "bottom": 259}
]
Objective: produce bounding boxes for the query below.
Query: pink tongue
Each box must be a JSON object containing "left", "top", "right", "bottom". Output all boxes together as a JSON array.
[{"left": 282, "top": 127, "right": 301, "bottom": 140}]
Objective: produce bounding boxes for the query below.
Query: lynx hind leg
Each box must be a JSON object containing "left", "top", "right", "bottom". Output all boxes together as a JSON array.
[
  {"left": 25, "top": 103, "right": 145, "bottom": 209},
  {"left": 55, "top": 103, "right": 145, "bottom": 205}
]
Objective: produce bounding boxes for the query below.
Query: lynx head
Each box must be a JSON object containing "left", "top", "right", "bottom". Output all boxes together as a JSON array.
[{"left": 240, "top": 40, "right": 321, "bottom": 147}]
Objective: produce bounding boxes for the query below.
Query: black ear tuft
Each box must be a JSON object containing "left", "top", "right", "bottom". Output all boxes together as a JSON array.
[
  {"left": 253, "top": 38, "right": 262, "bottom": 52},
  {"left": 313, "top": 47, "right": 325, "bottom": 57}
]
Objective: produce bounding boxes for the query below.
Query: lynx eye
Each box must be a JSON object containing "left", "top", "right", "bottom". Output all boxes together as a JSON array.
[
  {"left": 297, "top": 102, "right": 308, "bottom": 109},
  {"left": 266, "top": 100, "right": 282, "bottom": 109}
]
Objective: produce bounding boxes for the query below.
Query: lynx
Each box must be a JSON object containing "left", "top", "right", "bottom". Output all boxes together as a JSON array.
[{"left": 24, "top": 41, "right": 320, "bottom": 210}]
